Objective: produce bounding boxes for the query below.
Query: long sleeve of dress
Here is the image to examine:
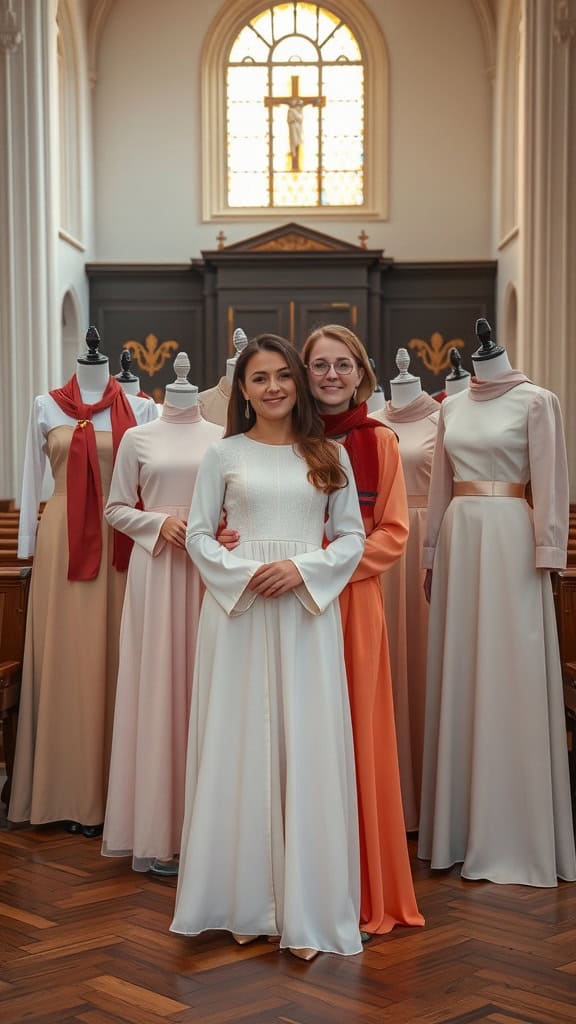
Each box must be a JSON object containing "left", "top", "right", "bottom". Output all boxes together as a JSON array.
[
  {"left": 186, "top": 444, "right": 264, "bottom": 616},
  {"left": 528, "top": 390, "right": 569, "bottom": 570},
  {"left": 349, "top": 429, "right": 409, "bottom": 583},
  {"left": 422, "top": 407, "right": 452, "bottom": 570},
  {"left": 104, "top": 430, "right": 170, "bottom": 556},
  {"left": 18, "top": 398, "right": 48, "bottom": 558},
  {"left": 290, "top": 448, "right": 365, "bottom": 614}
]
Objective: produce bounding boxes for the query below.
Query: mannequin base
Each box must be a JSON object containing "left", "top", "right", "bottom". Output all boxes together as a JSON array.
[{"left": 64, "top": 821, "right": 103, "bottom": 839}]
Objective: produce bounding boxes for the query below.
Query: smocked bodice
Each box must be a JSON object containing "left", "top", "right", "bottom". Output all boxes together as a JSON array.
[{"left": 217, "top": 435, "right": 329, "bottom": 547}]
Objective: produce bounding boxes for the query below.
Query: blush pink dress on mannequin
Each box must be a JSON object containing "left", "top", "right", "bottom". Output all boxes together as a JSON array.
[
  {"left": 102, "top": 403, "right": 222, "bottom": 870},
  {"left": 368, "top": 393, "right": 436, "bottom": 831},
  {"left": 372, "top": 394, "right": 439, "bottom": 830}
]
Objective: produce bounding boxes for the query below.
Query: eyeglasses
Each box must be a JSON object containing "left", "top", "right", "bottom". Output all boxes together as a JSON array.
[{"left": 307, "top": 358, "right": 356, "bottom": 377}]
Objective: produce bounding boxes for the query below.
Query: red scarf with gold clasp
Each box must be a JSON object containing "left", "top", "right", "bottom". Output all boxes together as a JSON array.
[{"left": 49, "top": 374, "right": 136, "bottom": 580}]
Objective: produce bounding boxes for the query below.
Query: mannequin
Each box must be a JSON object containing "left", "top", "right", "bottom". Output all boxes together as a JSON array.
[
  {"left": 389, "top": 349, "right": 422, "bottom": 408},
  {"left": 10, "top": 327, "right": 157, "bottom": 837},
  {"left": 444, "top": 348, "right": 470, "bottom": 397},
  {"left": 199, "top": 328, "right": 248, "bottom": 426},
  {"left": 115, "top": 349, "right": 141, "bottom": 397},
  {"left": 226, "top": 327, "right": 248, "bottom": 383},
  {"left": 371, "top": 347, "right": 439, "bottom": 829},
  {"left": 366, "top": 357, "right": 386, "bottom": 414},
  {"left": 471, "top": 317, "right": 512, "bottom": 379},
  {"left": 103, "top": 351, "right": 222, "bottom": 875},
  {"left": 419, "top": 317, "right": 576, "bottom": 885},
  {"left": 164, "top": 352, "right": 199, "bottom": 408}
]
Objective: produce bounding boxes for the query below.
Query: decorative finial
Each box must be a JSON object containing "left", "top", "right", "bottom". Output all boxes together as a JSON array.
[
  {"left": 232, "top": 327, "right": 248, "bottom": 357},
  {"left": 173, "top": 351, "right": 191, "bottom": 383},
  {"left": 358, "top": 230, "right": 369, "bottom": 249},
  {"left": 78, "top": 325, "right": 108, "bottom": 365},
  {"left": 391, "top": 347, "right": 418, "bottom": 384},
  {"left": 165, "top": 351, "right": 198, "bottom": 398},
  {"left": 446, "top": 347, "right": 470, "bottom": 381},
  {"left": 472, "top": 317, "right": 505, "bottom": 361},
  {"left": 216, "top": 230, "right": 227, "bottom": 250},
  {"left": 116, "top": 348, "right": 138, "bottom": 382}
]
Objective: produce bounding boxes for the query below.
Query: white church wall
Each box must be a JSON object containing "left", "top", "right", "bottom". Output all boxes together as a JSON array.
[
  {"left": 92, "top": 0, "right": 493, "bottom": 261},
  {"left": 493, "top": 0, "right": 521, "bottom": 366},
  {"left": 57, "top": 0, "right": 94, "bottom": 364}
]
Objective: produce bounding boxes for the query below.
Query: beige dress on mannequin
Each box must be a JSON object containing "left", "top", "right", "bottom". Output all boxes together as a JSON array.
[
  {"left": 198, "top": 378, "right": 231, "bottom": 427},
  {"left": 419, "top": 381, "right": 576, "bottom": 885},
  {"left": 372, "top": 394, "right": 439, "bottom": 830},
  {"left": 10, "top": 393, "right": 156, "bottom": 827}
]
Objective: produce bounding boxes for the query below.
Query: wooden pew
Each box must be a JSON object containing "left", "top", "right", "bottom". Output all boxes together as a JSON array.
[
  {"left": 552, "top": 504, "right": 576, "bottom": 816},
  {"left": 0, "top": 566, "right": 32, "bottom": 806}
]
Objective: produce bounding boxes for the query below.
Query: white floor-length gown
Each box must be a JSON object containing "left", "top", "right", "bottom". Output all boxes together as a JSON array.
[
  {"left": 170, "top": 435, "right": 365, "bottom": 955},
  {"left": 419, "top": 380, "right": 576, "bottom": 886}
]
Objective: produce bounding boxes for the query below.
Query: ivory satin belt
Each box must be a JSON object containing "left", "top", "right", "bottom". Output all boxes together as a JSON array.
[{"left": 453, "top": 480, "right": 526, "bottom": 498}]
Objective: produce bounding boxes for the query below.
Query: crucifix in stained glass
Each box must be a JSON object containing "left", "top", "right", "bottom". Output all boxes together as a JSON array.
[{"left": 264, "top": 75, "right": 326, "bottom": 172}]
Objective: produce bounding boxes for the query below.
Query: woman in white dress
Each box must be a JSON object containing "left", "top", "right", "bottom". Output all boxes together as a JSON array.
[{"left": 171, "top": 335, "right": 365, "bottom": 959}]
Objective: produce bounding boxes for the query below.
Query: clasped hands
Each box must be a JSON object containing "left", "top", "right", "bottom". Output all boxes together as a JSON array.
[
  {"left": 218, "top": 521, "right": 303, "bottom": 598},
  {"left": 160, "top": 516, "right": 187, "bottom": 548}
]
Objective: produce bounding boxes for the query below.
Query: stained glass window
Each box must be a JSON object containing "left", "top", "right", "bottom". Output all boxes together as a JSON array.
[{"left": 226, "top": 3, "right": 365, "bottom": 209}]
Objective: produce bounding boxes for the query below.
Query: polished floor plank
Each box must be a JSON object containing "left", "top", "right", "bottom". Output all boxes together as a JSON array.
[{"left": 0, "top": 825, "right": 575, "bottom": 1024}]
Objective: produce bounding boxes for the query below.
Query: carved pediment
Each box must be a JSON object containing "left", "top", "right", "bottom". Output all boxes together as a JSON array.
[{"left": 214, "top": 222, "right": 366, "bottom": 254}]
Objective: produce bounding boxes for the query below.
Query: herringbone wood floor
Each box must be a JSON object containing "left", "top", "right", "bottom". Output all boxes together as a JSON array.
[{"left": 0, "top": 822, "right": 575, "bottom": 1024}]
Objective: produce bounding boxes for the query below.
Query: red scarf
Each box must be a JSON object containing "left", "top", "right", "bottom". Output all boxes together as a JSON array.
[
  {"left": 49, "top": 374, "right": 136, "bottom": 580},
  {"left": 321, "top": 402, "right": 388, "bottom": 520}
]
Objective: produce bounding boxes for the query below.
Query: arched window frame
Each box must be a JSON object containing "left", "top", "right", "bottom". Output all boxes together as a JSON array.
[{"left": 201, "top": 0, "right": 389, "bottom": 221}]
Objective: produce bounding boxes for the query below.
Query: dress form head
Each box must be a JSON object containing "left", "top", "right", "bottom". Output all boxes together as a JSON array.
[
  {"left": 76, "top": 326, "right": 110, "bottom": 393},
  {"left": 389, "top": 348, "right": 422, "bottom": 408},
  {"left": 164, "top": 352, "right": 198, "bottom": 409},
  {"left": 471, "top": 318, "right": 512, "bottom": 380},
  {"left": 115, "top": 349, "right": 141, "bottom": 397},
  {"left": 366, "top": 357, "right": 385, "bottom": 413},
  {"left": 226, "top": 328, "right": 248, "bottom": 383},
  {"left": 445, "top": 347, "right": 471, "bottom": 396}
]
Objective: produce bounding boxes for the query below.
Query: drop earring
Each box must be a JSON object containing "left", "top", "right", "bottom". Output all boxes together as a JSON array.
[
  {"left": 244, "top": 399, "right": 251, "bottom": 420},
  {"left": 353, "top": 386, "right": 358, "bottom": 402}
]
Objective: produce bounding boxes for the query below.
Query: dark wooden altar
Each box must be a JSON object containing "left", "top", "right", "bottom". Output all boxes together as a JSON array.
[{"left": 87, "top": 223, "right": 496, "bottom": 401}]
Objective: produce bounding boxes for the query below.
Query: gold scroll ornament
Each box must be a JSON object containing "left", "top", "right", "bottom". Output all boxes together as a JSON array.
[
  {"left": 123, "top": 334, "right": 180, "bottom": 377},
  {"left": 408, "top": 332, "right": 464, "bottom": 376}
]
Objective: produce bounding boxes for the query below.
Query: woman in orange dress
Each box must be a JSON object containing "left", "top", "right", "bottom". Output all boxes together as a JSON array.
[{"left": 301, "top": 326, "right": 424, "bottom": 936}]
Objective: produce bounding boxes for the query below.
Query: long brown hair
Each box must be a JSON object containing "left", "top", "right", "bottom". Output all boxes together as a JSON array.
[
  {"left": 224, "top": 334, "right": 346, "bottom": 494},
  {"left": 302, "top": 324, "right": 377, "bottom": 406}
]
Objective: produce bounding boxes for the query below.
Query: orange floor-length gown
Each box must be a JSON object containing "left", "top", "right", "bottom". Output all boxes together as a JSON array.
[{"left": 339, "top": 427, "right": 424, "bottom": 933}]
